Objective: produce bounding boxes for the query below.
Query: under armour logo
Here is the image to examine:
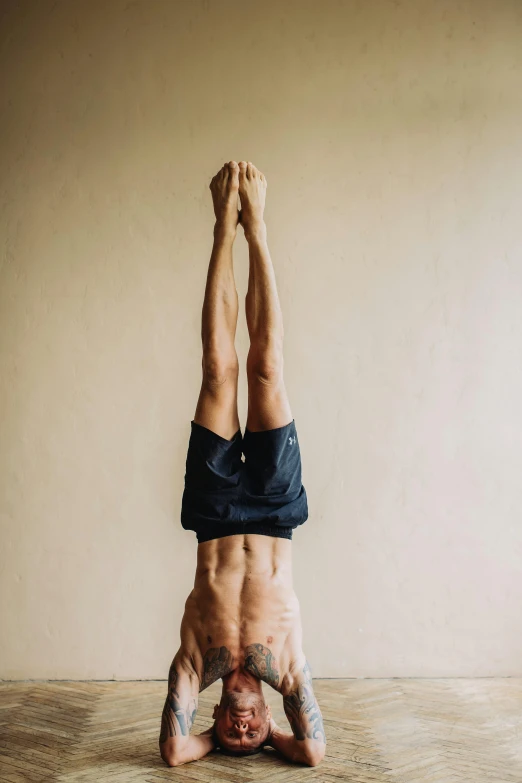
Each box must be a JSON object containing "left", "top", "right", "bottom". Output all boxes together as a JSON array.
[{"left": 288, "top": 436, "right": 296, "bottom": 446}]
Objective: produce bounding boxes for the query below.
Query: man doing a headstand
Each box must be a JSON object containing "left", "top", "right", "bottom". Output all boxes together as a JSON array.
[{"left": 159, "top": 160, "right": 326, "bottom": 767}]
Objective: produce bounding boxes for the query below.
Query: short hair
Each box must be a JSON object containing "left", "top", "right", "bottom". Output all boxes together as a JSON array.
[{"left": 211, "top": 722, "right": 267, "bottom": 756}]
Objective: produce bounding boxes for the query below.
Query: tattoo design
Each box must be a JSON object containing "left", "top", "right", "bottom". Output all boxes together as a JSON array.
[
  {"left": 283, "top": 660, "right": 326, "bottom": 743},
  {"left": 159, "top": 662, "right": 197, "bottom": 743},
  {"left": 244, "top": 643, "right": 280, "bottom": 688},
  {"left": 199, "top": 646, "right": 235, "bottom": 692}
]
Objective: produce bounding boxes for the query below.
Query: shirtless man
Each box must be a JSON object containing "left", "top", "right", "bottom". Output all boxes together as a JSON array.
[{"left": 159, "top": 161, "right": 326, "bottom": 768}]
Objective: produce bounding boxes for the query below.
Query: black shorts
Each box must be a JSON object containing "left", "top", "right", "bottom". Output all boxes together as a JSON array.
[{"left": 181, "top": 419, "right": 308, "bottom": 543}]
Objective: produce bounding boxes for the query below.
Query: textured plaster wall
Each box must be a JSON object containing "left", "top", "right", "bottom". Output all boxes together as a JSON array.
[{"left": 1, "top": 0, "right": 522, "bottom": 680}]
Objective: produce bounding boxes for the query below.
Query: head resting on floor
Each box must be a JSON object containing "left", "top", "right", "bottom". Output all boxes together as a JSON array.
[{"left": 212, "top": 690, "right": 271, "bottom": 755}]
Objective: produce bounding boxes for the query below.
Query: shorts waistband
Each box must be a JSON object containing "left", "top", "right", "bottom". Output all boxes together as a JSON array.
[{"left": 196, "top": 522, "right": 293, "bottom": 544}]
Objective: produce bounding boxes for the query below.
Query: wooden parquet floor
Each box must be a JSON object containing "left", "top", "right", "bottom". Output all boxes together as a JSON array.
[{"left": 1, "top": 679, "right": 522, "bottom": 782}]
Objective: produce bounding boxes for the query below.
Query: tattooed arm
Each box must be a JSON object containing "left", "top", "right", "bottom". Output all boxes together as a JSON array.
[
  {"left": 159, "top": 645, "right": 235, "bottom": 766},
  {"left": 244, "top": 643, "right": 280, "bottom": 688},
  {"left": 158, "top": 655, "right": 214, "bottom": 767},
  {"left": 243, "top": 645, "right": 325, "bottom": 766},
  {"left": 268, "top": 660, "right": 326, "bottom": 767},
  {"left": 199, "top": 646, "right": 235, "bottom": 691}
]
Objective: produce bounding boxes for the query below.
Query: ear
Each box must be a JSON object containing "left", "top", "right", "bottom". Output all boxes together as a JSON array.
[
  {"left": 212, "top": 703, "right": 219, "bottom": 719},
  {"left": 265, "top": 703, "right": 272, "bottom": 720}
]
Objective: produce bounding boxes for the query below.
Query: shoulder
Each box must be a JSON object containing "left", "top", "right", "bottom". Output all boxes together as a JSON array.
[
  {"left": 168, "top": 650, "right": 199, "bottom": 692},
  {"left": 280, "top": 655, "right": 310, "bottom": 697}
]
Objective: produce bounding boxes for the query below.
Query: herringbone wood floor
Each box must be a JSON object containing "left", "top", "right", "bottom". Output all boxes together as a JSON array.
[{"left": 1, "top": 679, "right": 521, "bottom": 782}]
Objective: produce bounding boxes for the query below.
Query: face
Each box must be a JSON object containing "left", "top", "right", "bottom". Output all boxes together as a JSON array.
[{"left": 213, "top": 691, "right": 271, "bottom": 754}]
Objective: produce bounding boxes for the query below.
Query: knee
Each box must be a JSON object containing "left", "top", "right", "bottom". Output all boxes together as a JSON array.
[
  {"left": 202, "top": 352, "right": 239, "bottom": 388},
  {"left": 247, "top": 345, "right": 283, "bottom": 386}
]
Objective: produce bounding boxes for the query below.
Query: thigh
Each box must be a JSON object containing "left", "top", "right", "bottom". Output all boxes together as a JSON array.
[
  {"left": 246, "top": 378, "right": 293, "bottom": 432},
  {"left": 194, "top": 372, "right": 240, "bottom": 441},
  {"left": 241, "top": 419, "right": 308, "bottom": 530},
  {"left": 180, "top": 420, "right": 243, "bottom": 541}
]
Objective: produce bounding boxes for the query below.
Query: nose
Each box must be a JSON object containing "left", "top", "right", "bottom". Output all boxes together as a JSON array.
[{"left": 233, "top": 719, "right": 249, "bottom": 735}]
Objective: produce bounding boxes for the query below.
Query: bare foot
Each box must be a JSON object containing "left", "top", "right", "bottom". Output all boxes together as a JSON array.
[
  {"left": 209, "top": 161, "right": 240, "bottom": 236},
  {"left": 238, "top": 161, "right": 267, "bottom": 241}
]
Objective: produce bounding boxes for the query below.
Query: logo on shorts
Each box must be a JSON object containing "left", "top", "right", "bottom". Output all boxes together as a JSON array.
[{"left": 288, "top": 436, "right": 296, "bottom": 446}]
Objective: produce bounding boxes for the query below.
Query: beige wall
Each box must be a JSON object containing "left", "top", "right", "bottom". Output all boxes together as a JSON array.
[{"left": 1, "top": 0, "right": 522, "bottom": 680}]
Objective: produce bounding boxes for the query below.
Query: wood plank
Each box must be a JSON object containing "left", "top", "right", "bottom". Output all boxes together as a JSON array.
[{"left": 0, "top": 679, "right": 521, "bottom": 781}]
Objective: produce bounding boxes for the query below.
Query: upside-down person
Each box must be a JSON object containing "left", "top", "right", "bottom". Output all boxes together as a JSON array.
[{"left": 159, "top": 160, "right": 326, "bottom": 768}]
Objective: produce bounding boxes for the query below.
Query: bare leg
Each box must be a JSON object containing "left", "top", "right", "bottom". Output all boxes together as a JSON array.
[
  {"left": 239, "top": 161, "right": 293, "bottom": 432},
  {"left": 193, "top": 162, "right": 241, "bottom": 440}
]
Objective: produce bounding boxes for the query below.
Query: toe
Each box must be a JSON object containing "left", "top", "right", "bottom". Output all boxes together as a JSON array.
[
  {"left": 246, "top": 162, "right": 253, "bottom": 178},
  {"left": 229, "top": 161, "right": 239, "bottom": 188}
]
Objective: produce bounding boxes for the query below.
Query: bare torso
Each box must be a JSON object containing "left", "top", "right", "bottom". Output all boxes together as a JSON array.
[{"left": 179, "top": 534, "right": 304, "bottom": 688}]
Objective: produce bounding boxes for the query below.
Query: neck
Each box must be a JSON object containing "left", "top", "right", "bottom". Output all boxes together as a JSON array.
[{"left": 221, "top": 668, "right": 263, "bottom": 697}]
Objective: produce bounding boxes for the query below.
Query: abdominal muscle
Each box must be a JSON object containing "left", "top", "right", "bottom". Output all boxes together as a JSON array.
[{"left": 179, "top": 535, "right": 302, "bottom": 679}]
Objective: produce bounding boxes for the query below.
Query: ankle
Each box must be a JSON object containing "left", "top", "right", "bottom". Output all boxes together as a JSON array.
[
  {"left": 243, "top": 220, "right": 267, "bottom": 245},
  {"left": 213, "top": 220, "right": 237, "bottom": 244}
]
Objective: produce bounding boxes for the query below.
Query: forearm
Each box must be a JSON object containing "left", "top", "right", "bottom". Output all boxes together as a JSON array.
[
  {"left": 183, "top": 731, "right": 215, "bottom": 763},
  {"left": 160, "top": 730, "right": 215, "bottom": 767},
  {"left": 269, "top": 726, "right": 324, "bottom": 767},
  {"left": 270, "top": 727, "right": 307, "bottom": 763}
]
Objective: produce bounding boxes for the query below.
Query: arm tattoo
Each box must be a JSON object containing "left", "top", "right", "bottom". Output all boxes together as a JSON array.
[
  {"left": 283, "top": 660, "right": 326, "bottom": 743},
  {"left": 199, "top": 646, "right": 234, "bottom": 692},
  {"left": 159, "top": 662, "right": 197, "bottom": 743},
  {"left": 244, "top": 643, "right": 280, "bottom": 688}
]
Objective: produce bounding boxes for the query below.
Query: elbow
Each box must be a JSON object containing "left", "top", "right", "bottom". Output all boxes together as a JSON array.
[
  {"left": 160, "top": 747, "right": 185, "bottom": 768},
  {"left": 302, "top": 744, "right": 326, "bottom": 767}
]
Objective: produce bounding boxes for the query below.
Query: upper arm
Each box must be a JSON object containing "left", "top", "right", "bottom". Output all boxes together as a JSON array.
[
  {"left": 244, "top": 643, "right": 281, "bottom": 688},
  {"left": 159, "top": 655, "right": 199, "bottom": 748},
  {"left": 283, "top": 661, "right": 326, "bottom": 745},
  {"left": 199, "top": 645, "right": 235, "bottom": 691},
  {"left": 242, "top": 644, "right": 324, "bottom": 743}
]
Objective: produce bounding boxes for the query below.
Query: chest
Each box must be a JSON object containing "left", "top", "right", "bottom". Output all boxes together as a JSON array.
[
  {"left": 183, "top": 579, "right": 302, "bottom": 686},
  {"left": 192, "top": 578, "right": 299, "bottom": 641}
]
